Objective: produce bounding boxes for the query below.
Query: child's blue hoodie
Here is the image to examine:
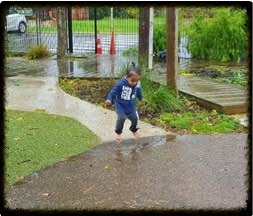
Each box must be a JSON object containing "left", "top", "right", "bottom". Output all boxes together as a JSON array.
[{"left": 106, "top": 77, "right": 143, "bottom": 115}]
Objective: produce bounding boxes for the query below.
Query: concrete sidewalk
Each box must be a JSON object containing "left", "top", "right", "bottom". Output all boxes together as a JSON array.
[
  {"left": 5, "top": 76, "right": 168, "bottom": 142},
  {"left": 4, "top": 75, "right": 249, "bottom": 212}
]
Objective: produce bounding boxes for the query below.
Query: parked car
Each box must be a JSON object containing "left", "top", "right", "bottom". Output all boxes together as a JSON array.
[{"left": 6, "top": 8, "right": 27, "bottom": 33}]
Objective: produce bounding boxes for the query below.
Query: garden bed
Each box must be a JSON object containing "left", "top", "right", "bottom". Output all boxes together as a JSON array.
[{"left": 59, "top": 77, "right": 247, "bottom": 135}]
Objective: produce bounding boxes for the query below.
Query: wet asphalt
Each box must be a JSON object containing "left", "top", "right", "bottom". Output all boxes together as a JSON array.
[
  {"left": 3, "top": 57, "right": 251, "bottom": 214},
  {"left": 4, "top": 134, "right": 249, "bottom": 212}
]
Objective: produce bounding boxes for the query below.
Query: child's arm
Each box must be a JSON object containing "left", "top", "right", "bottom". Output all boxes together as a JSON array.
[
  {"left": 105, "top": 82, "right": 122, "bottom": 105},
  {"left": 135, "top": 82, "right": 143, "bottom": 101},
  {"left": 136, "top": 88, "right": 143, "bottom": 101}
]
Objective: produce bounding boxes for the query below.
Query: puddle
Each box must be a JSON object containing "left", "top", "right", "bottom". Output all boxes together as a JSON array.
[
  {"left": 6, "top": 54, "right": 138, "bottom": 78},
  {"left": 106, "top": 136, "right": 168, "bottom": 157},
  {"left": 5, "top": 54, "right": 195, "bottom": 78}
]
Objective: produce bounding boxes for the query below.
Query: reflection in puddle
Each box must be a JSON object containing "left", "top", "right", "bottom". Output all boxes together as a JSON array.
[
  {"left": 58, "top": 54, "right": 138, "bottom": 78},
  {"left": 113, "top": 136, "right": 168, "bottom": 162}
]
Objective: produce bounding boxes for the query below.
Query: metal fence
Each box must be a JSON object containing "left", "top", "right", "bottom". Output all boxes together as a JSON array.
[{"left": 5, "top": 6, "right": 190, "bottom": 58}]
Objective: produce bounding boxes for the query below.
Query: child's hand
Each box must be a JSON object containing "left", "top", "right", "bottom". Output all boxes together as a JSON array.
[{"left": 105, "top": 99, "right": 112, "bottom": 106}]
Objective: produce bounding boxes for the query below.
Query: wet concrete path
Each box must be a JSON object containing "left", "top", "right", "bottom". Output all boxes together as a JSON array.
[
  {"left": 5, "top": 76, "right": 167, "bottom": 142},
  {"left": 5, "top": 134, "right": 248, "bottom": 211}
]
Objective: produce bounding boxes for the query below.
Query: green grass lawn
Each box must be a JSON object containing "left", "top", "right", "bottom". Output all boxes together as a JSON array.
[
  {"left": 27, "top": 17, "right": 165, "bottom": 34},
  {"left": 4, "top": 109, "right": 101, "bottom": 187},
  {"left": 27, "top": 18, "right": 140, "bottom": 34}
]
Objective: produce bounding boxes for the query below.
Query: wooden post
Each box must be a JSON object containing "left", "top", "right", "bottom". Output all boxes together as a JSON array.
[
  {"left": 138, "top": 7, "right": 150, "bottom": 68},
  {"left": 57, "top": 7, "right": 67, "bottom": 58},
  {"left": 148, "top": 7, "right": 154, "bottom": 70},
  {"left": 166, "top": 7, "right": 178, "bottom": 93}
]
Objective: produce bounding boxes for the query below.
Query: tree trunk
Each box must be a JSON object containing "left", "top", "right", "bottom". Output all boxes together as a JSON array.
[{"left": 57, "top": 7, "right": 67, "bottom": 58}]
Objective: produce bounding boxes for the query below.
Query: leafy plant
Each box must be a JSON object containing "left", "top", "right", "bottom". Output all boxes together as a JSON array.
[
  {"left": 182, "top": 7, "right": 248, "bottom": 62},
  {"left": 153, "top": 7, "right": 248, "bottom": 62},
  {"left": 216, "top": 70, "right": 248, "bottom": 86},
  {"left": 153, "top": 24, "right": 166, "bottom": 54},
  {"left": 88, "top": 7, "right": 111, "bottom": 20},
  {"left": 157, "top": 110, "right": 243, "bottom": 134},
  {"left": 122, "top": 46, "right": 138, "bottom": 57},
  {"left": 126, "top": 7, "right": 139, "bottom": 19},
  {"left": 185, "top": 65, "right": 249, "bottom": 87},
  {"left": 26, "top": 44, "right": 49, "bottom": 59},
  {"left": 153, "top": 13, "right": 181, "bottom": 55},
  {"left": 140, "top": 71, "right": 183, "bottom": 113},
  {"left": 113, "top": 8, "right": 128, "bottom": 18}
]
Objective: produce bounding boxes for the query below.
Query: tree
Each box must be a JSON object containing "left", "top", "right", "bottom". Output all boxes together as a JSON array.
[{"left": 56, "top": 7, "right": 67, "bottom": 58}]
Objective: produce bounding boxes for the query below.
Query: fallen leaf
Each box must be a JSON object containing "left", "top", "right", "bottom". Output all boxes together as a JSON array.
[
  {"left": 104, "top": 165, "right": 109, "bottom": 170},
  {"left": 41, "top": 193, "right": 49, "bottom": 196},
  {"left": 17, "top": 176, "right": 24, "bottom": 181},
  {"left": 16, "top": 117, "right": 23, "bottom": 121}
]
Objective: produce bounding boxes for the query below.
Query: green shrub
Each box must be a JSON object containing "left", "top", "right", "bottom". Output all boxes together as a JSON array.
[
  {"left": 88, "top": 7, "right": 110, "bottom": 20},
  {"left": 122, "top": 46, "right": 138, "bottom": 57},
  {"left": 154, "top": 7, "right": 248, "bottom": 62},
  {"left": 140, "top": 71, "right": 182, "bottom": 113},
  {"left": 183, "top": 7, "right": 248, "bottom": 62},
  {"left": 26, "top": 44, "right": 49, "bottom": 59},
  {"left": 153, "top": 24, "right": 166, "bottom": 54},
  {"left": 126, "top": 7, "right": 139, "bottom": 19}
]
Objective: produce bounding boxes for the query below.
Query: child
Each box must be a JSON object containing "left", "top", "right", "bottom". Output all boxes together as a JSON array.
[{"left": 105, "top": 62, "right": 143, "bottom": 142}]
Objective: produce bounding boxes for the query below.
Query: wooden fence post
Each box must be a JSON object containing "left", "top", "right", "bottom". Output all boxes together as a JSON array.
[{"left": 166, "top": 7, "right": 178, "bottom": 93}]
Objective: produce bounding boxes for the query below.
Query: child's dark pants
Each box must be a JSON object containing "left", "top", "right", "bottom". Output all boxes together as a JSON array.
[{"left": 115, "top": 112, "right": 139, "bottom": 134}]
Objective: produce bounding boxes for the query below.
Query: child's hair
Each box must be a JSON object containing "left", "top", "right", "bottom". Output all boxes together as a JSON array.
[{"left": 126, "top": 62, "right": 141, "bottom": 78}]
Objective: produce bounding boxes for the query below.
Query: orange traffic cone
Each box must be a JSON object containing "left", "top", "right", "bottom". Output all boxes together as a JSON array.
[
  {"left": 96, "top": 31, "right": 102, "bottom": 55},
  {"left": 110, "top": 31, "right": 116, "bottom": 55}
]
